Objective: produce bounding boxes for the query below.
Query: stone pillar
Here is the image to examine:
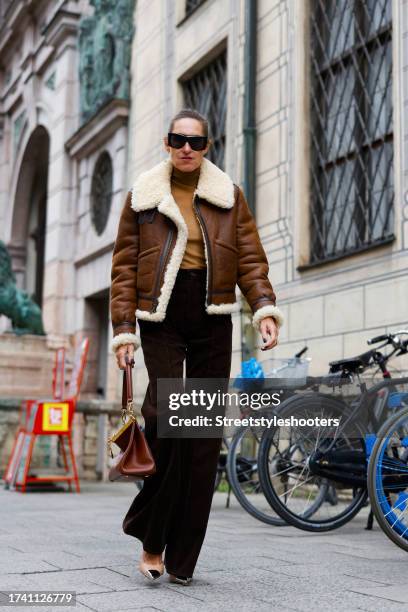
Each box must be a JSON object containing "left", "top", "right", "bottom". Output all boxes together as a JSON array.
[{"left": 41, "top": 11, "right": 82, "bottom": 338}]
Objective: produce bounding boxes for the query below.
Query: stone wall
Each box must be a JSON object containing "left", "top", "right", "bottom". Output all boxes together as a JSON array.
[
  {"left": 126, "top": 0, "right": 408, "bottom": 376},
  {"left": 253, "top": 0, "right": 408, "bottom": 374},
  {"left": 0, "top": 332, "right": 74, "bottom": 398}
]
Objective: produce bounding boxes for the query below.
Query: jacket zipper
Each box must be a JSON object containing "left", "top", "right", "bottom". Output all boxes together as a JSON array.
[
  {"left": 193, "top": 196, "right": 212, "bottom": 306},
  {"left": 151, "top": 226, "right": 174, "bottom": 312}
]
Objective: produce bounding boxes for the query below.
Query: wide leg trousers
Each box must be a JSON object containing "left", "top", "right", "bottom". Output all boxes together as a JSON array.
[{"left": 122, "top": 268, "right": 233, "bottom": 577}]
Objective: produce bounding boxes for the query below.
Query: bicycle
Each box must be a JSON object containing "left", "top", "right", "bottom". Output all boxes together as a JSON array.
[
  {"left": 367, "top": 400, "right": 408, "bottom": 552},
  {"left": 224, "top": 348, "right": 315, "bottom": 525},
  {"left": 257, "top": 330, "right": 408, "bottom": 532}
]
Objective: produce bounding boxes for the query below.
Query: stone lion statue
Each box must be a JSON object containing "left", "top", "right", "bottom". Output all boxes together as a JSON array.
[{"left": 0, "top": 240, "right": 45, "bottom": 335}]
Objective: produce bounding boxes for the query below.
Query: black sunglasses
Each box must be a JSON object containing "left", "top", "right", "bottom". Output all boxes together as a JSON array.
[{"left": 167, "top": 132, "right": 208, "bottom": 151}]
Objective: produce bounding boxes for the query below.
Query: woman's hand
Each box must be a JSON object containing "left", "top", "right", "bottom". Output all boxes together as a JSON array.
[
  {"left": 115, "top": 344, "right": 135, "bottom": 370},
  {"left": 259, "top": 317, "right": 279, "bottom": 351}
]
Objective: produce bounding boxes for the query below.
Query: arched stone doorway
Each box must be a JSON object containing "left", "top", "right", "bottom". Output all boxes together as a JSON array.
[{"left": 10, "top": 126, "right": 50, "bottom": 308}]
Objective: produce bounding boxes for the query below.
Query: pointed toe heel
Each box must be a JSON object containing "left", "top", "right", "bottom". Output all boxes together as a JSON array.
[
  {"left": 169, "top": 574, "right": 193, "bottom": 586},
  {"left": 139, "top": 561, "right": 164, "bottom": 582}
]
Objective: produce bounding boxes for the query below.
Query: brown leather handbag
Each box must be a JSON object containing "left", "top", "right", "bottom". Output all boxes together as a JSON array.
[{"left": 107, "top": 356, "right": 156, "bottom": 482}]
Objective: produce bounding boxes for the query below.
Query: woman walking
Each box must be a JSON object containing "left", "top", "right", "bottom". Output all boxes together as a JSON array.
[{"left": 110, "top": 108, "right": 283, "bottom": 585}]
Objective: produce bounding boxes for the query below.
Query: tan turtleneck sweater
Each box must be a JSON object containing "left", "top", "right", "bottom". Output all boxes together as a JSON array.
[{"left": 170, "top": 165, "right": 206, "bottom": 269}]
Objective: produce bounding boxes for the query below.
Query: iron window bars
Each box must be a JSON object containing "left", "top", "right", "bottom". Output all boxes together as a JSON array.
[
  {"left": 182, "top": 49, "right": 227, "bottom": 169},
  {"left": 309, "top": 0, "right": 394, "bottom": 264}
]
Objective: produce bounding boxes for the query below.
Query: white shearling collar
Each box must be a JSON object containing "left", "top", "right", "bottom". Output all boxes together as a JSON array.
[{"left": 131, "top": 157, "right": 235, "bottom": 212}]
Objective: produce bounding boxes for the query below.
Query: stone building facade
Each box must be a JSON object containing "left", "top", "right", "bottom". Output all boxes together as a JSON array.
[
  {"left": 1, "top": 0, "right": 407, "bottom": 408},
  {"left": 127, "top": 0, "right": 408, "bottom": 379},
  {"left": 0, "top": 0, "right": 134, "bottom": 402}
]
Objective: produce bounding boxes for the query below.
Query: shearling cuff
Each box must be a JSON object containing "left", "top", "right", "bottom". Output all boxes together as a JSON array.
[
  {"left": 111, "top": 332, "right": 141, "bottom": 353},
  {"left": 252, "top": 305, "right": 284, "bottom": 330}
]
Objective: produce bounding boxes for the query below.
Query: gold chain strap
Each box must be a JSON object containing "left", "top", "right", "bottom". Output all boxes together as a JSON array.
[
  {"left": 107, "top": 401, "right": 136, "bottom": 458},
  {"left": 108, "top": 358, "right": 136, "bottom": 458},
  {"left": 122, "top": 399, "right": 136, "bottom": 422}
]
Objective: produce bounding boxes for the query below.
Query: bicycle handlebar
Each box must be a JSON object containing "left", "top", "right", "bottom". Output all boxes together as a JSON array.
[
  {"left": 295, "top": 346, "right": 308, "bottom": 358},
  {"left": 368, "top": 330, "right": 408, "bottom": 349},
  {"left": 367, "top": 334, "right": 389, "bottom": 345}
]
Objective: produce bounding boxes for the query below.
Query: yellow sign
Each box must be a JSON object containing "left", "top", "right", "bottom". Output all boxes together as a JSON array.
[{"left": 42, "top": 403, "right": 69, "bottom": 432}]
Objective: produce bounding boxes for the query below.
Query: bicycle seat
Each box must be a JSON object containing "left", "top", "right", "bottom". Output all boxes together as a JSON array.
[{"left": 329, "top": 349, "right": 374, "bottom": 374}]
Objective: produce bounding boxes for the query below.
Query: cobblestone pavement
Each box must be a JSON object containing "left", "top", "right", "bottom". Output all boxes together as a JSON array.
[{"left": 1, "top": 481, "right": 408, "bottom": 611}]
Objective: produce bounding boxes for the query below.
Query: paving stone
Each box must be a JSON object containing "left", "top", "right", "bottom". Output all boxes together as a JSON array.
[
  {"left": 348, "top": 585, "right": 408, "bottom": 605},
  {"left": 77, "top": 586, "right": 206, "bottom": 611},
  {"left": 1, "top": 482, "right": 408, "bottom": 611}
]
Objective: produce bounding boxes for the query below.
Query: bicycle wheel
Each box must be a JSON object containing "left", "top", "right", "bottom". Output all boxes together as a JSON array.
[
  {"left": 258, "top": 394, "right": 368, "bottom": 532},
  {"left": 226, "top": 425, "right": 286, "bottom": 525},
  {"left": 368, "top": 406, "right": 408, "bottom": 552},
  {"left": 213, "top": 439, "right": 229, "bottom": 492}
]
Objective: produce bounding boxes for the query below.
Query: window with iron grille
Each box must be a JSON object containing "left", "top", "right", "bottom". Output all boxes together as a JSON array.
[
  {"left": 185, "top": 0, "right": 207, "bottom": 18},
  {"left": 309, "top": 0, "right": 393, "bottom": 264},
  {"left": 182, "top": 49, "right": 227, "bottom": 169}
]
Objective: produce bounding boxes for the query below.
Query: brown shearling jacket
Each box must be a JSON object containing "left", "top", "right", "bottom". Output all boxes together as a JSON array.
[{"left": 110, "top": 157, "right": 283, "bottom": 352}]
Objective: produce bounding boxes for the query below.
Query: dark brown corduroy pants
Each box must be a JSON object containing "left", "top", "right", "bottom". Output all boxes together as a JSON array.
[{"left": 122, "top": 268, "right": 233, "bottom": 577}]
